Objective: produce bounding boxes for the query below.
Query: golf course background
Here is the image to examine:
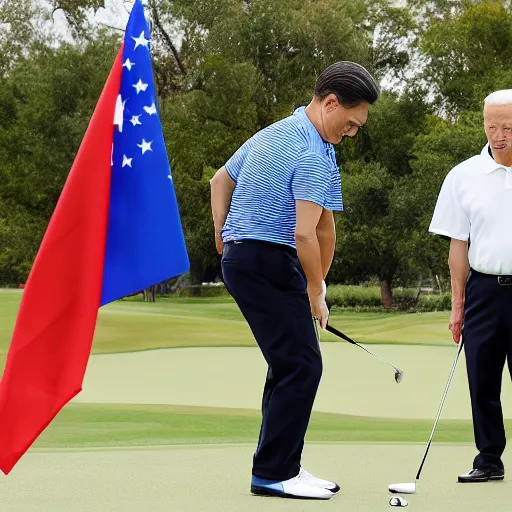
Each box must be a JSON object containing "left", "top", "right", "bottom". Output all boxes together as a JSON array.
[
  {"left": 2, "top": 288, "right": 512, "bottom": 512},
  {"left": 3, "top": 288, "right": 512, "bottom": 446}
]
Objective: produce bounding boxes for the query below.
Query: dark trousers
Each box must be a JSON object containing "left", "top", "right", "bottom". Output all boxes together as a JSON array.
[
  {"left": 221, "top": 240, "right": 322, "bottom": 481},
  {"left": 464, "top": 269, "right": 512, "bottom": 470}
]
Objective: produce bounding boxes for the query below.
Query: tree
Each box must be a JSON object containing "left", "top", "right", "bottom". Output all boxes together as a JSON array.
[
  {"left": 331, "top": 92, "right": 431, "bottom": 307},
  {"left": 418, "top": 1, "right": 512, "bottom": 115},
  {"left": 155, "top": 0, "right": 380, "bottom": 283},
  {"left": 0, "top": 0, "right": 48, "bottom": 77},
  {"left": 0, "top": 36, "right": 121, "bottom": 285},
  {"left": 160, "top": 58, "right": 263, "bottom": 284},
  {"left": 408, "top": 110, "right": 487, "bottom": 281}
]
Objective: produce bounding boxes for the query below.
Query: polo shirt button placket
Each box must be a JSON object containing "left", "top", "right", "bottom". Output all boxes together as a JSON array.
[{"left": 506, "top": 167, "right": 512, "bottom": 189}]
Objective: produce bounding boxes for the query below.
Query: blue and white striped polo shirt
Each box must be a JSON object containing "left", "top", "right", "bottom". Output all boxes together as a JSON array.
[{"left": 222, "top": 106, "right": 343, "bottom": 249}]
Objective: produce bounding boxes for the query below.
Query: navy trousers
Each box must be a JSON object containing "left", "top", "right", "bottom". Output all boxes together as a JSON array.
[
  {"left": 464, "top": 269, "right": 512, "bottom": 470},
  {"left": 221, "top": 240, "right": 322, "bottom": 481}
]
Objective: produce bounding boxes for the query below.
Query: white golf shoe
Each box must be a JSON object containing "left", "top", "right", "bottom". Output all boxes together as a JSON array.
[
  {"left": 300, "top": 467, "right": 340, "bottom": 492},
  {"left": 251, "top": 467, "right": 340, "bottom": 500}
]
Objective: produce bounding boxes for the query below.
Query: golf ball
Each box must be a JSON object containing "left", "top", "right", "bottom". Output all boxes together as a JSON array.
[{"left": 389, "top": 496, "right": 408, "bottom": 507}]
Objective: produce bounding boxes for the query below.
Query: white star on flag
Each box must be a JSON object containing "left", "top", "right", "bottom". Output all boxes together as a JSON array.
[
  {"left": 144, "top": 102, "right": 157, "bottom": 115},
  {"left": 122, "top": 155, "right": 133, "bottom": 168},
  {"left": 132, "top": 31, "right": 150, "bottom": 49},
  {"left": 123, "top": 58, "right": 135, "bottom": 71},
  {"left": 130, "top": 115, "right": 142, "bottom": 126},
  {"left": 133, "top": 79, "right": 148, "bottom": 94},
  {"left": 137, "top": 139, "right": 153, "bottom": 154}
]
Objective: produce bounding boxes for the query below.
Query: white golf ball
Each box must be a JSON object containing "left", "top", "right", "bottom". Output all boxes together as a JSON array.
[{"left": 389, "top": 496, "right": 408, "bottom": 507}]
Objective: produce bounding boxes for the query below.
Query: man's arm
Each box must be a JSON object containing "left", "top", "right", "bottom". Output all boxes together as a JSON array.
[
  {"left": 448, "top": 238, "right": 470, "bottom": 343},
  {"left": 295, "top": 199, "right": 328, "bottom": 327},
  {"left": 316, "top": 209, "right": 336, "bottom": 280},
  {"left": 210, "top": 166, "right": 236, "bottom": 254}
]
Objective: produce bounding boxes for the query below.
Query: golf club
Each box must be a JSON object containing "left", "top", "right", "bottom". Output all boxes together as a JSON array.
[
  {"left": 325, "top": 323, "right": 404, "bottom": 384},
  {"left": 389, "top": 339, "right": 465, "bottom": 494}
]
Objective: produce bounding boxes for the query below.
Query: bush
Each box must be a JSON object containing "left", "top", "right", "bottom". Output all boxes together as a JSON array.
[
  {"left": 415, "top": 292, "right": 452, "bottom": 312},
  {"left": 173, "top": 284, "right": 230, "bottom": 298},
  {"left": 326, "top": 285, "right": 451, "bottom": 312}
]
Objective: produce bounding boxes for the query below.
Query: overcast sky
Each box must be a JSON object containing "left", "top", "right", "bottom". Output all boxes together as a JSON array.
[{"left": 50, "top": 0, "right": 134, "bottom": 40}]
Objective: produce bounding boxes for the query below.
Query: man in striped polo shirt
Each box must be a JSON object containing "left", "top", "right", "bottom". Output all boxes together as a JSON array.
[{"left": 210, "top": 61, "right": 379, "bottom": 500}]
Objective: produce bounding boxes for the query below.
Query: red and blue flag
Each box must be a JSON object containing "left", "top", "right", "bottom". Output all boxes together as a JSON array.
[{"left": 0, "top": 0, "right": 189, "bottom": 475}]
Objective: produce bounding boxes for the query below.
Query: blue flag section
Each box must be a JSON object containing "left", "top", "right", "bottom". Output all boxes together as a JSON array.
[{"left": 101, "top": 0, "right": 189, "bottom": 306}]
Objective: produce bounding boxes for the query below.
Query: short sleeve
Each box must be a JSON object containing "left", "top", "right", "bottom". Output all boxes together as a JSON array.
[
  {"left": 429, "top": 169, "right": 470, "bottom": 241},
  {"left": 224, "top": 139, "right": 251, "bottom": 181},
  {"left": 291, "top": 151, "right": 331, "bottom": 208},
  {"left": 325, "top": 170, "right": 344, "bottom": 212}
]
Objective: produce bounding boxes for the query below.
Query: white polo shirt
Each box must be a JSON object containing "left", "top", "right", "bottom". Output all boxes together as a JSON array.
[{"left": 429, "top": 144, "right": 512, "bottom": 275}]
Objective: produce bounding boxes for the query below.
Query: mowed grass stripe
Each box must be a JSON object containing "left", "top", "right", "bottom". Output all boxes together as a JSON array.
[
  {"left": 32, "top": 402, "right": 487, "bottom": 450},
  {"left": 0, "top": 291, "right": 453, "bottom": 362}
]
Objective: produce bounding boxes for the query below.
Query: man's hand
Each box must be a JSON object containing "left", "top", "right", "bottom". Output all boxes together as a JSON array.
[
  {"left": 449, "top": 302, "right": 464, "bottom": 344},
  {"left": 309, "top": 281, "right": 329, "bottom": 329}
]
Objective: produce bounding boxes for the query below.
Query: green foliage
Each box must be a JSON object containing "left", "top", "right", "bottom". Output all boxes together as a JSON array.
[
  {"left": 1, "top": 0, "right": 507, "bottom": 309},
  {"left": 332, "top": 92, "right": 433, "bottom": 298},
  {"left": 326, "top": 285, "right": 452, "bottom": 312},
  {"left": 0, "top": 36, "right": 120, "bottom": 284},
  {"left": 173, "top": 285, "right": 230, "bottom": 298},
  {"left": 419, "top": 1, "right": 512, "bottom": 114}
]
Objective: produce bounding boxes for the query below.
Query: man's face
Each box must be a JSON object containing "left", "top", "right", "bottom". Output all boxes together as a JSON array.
[
  {"left": 483, "top": 103, "right": 512, "bottom": 164},
  {"left": 321, "top": 95, "right": 369, "bottom": 144}
]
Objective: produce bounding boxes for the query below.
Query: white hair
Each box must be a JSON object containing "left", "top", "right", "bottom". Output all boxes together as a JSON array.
[{"left": 484, "top": 89, "right": 512, "bottom": 105}]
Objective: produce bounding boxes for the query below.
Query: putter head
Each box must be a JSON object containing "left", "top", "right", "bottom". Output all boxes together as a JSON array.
[
  {"left": 395, "top": 369, "right": 404, "bottom": 384},
  {"left": 389, "top": 482, "right": 416, "bottom": 494}
]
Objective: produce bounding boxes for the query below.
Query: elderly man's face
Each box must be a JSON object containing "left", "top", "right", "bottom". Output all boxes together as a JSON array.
[{"left": 484, "top": 103, "right": 512, "bottom": 165}]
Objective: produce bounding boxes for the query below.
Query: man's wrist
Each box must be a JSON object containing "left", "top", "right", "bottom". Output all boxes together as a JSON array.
[
  {"left": 452, "top": 298, "right": 464, "bottom": 308},
  {"left": 308, "top": 282, "right": 324, "bottom": 296}
]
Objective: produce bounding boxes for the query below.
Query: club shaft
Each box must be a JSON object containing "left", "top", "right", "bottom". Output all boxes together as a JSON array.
[
  {"left": 415, "top": 340, "right": 464, "bottom": 480},
  {"left": 355, "top": 343, "right": 401, "bottom": 374},
  {"left": 325, "top": 324, "right": 402, "bottom": 374}
]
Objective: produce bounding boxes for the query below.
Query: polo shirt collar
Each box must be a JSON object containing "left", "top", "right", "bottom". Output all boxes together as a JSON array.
[
  {"left": 481, "top": 143, "right": 512, "bottom": 174},
  {"left": 293, "top": 106, "right": 333, "bottom": 147}
]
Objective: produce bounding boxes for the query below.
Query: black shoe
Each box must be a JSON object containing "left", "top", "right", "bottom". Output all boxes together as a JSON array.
[{"left": 458, "top": 467, "right": 504, "bottom": 483}]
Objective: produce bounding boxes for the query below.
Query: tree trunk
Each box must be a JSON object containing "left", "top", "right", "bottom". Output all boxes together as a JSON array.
[
  {"left": 435, "top": 274, "right": 443, "bottom": 294},
  {"left": 189, "top": 259, "right": 204, "bottom": 297},
  {"left": 380, "top": 279, "right": 393, "bottom": 309},
  {"left": 414, "top": 274, "right": 423, "bottom": 304}
]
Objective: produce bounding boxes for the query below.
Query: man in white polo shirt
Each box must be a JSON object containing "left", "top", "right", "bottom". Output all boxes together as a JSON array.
[{"left": 429, "top": 89, "right": 512, "bottom": 483}]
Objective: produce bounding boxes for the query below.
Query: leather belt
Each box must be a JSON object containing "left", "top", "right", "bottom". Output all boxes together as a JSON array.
[
  {"left": 224, "top": 239, "right": 297, "bottom": 257},
  {"left": 471, "top": 269, "right": 512, "bottom": 286}
]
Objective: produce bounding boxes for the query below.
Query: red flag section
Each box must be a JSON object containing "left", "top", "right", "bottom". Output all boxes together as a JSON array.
[{"left": 0, "top": 47, "right": 123, "bottom": 475}]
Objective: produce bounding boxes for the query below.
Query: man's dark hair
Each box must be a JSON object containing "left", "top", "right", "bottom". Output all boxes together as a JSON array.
[{"left": 314, "top": 61, "right": 379, "bottom": 108}]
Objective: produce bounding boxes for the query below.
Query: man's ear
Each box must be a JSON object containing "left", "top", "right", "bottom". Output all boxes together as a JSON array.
[{"left": 323, "top": 93, "right": 339, "bottom": 112}]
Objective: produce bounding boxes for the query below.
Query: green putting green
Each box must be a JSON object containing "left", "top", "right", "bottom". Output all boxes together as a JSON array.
[
  {"left": 1, "top": 443, "right": 511, "bottom": 512},
  {"left": 2, "top": 289, "right": 512, "bottom": 512}
]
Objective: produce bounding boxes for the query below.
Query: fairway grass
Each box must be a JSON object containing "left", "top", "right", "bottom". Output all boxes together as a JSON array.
[
  {"left": 33, "top": 402, "right": 491, "bottom": 450},
  {"left": 0, "top": 290, "right": 452, "bottom": 366}
]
